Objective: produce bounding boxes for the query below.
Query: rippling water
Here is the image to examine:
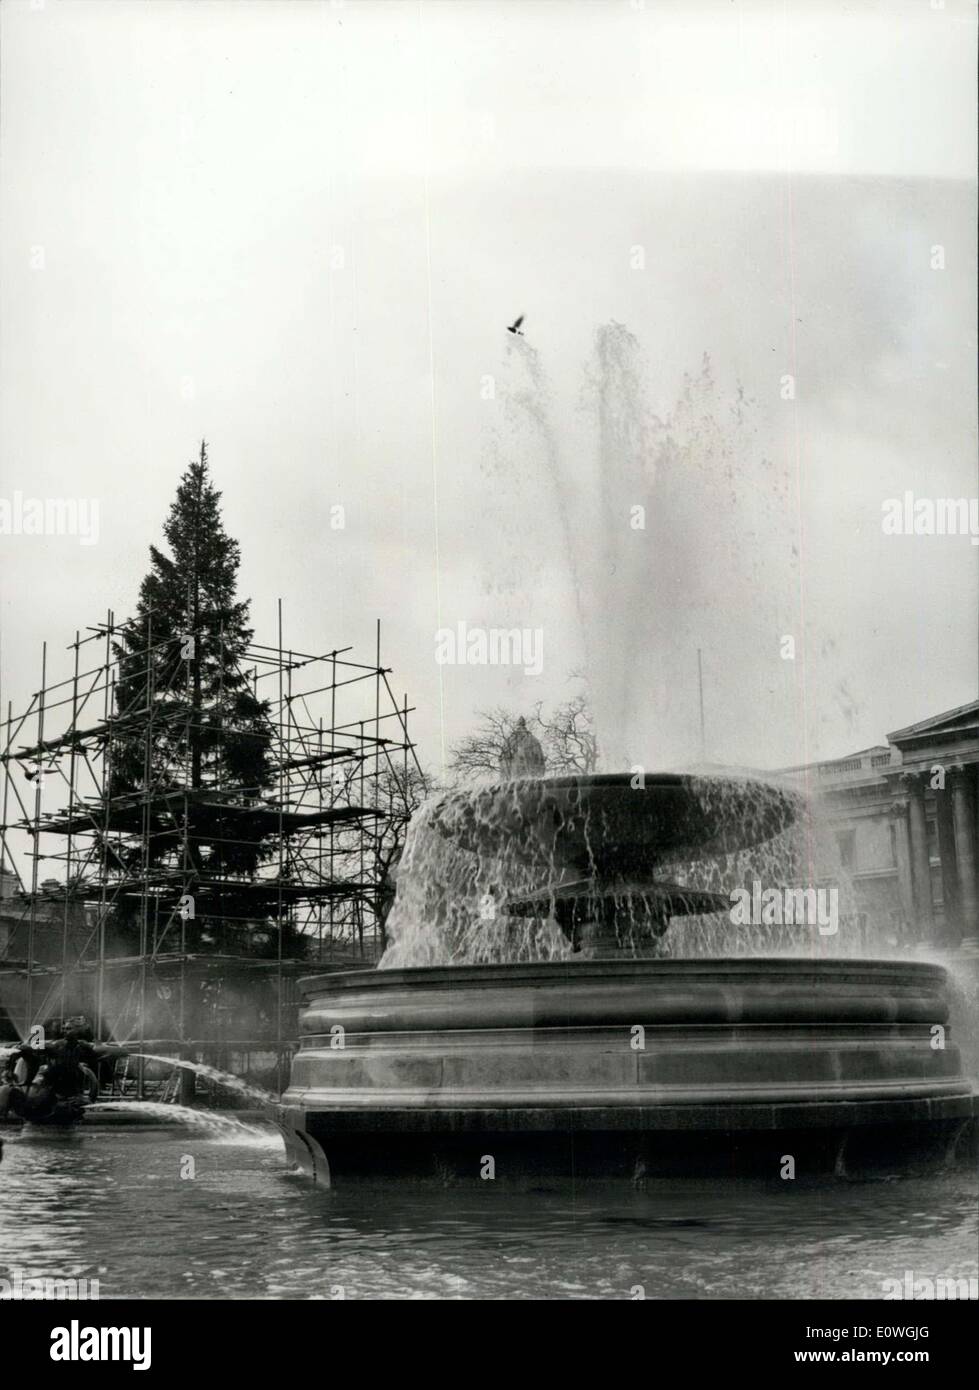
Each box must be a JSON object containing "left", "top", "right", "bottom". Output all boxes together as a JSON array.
[{"left": 0, "top": 1124, "right": 975, "bottom": 1300}]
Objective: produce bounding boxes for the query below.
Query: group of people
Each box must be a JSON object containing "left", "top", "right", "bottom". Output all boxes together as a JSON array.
[{"left": 0, "top": 1017, "right": 125, "bottom": 1124}]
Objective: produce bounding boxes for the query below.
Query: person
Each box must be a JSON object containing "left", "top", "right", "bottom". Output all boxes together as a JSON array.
[{"left": 0, "top": 1017, "right": 125, "bottom": 1123}]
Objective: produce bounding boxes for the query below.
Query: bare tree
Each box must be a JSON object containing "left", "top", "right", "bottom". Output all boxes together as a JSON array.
[
  {"left": 354, "top": 762, "right": 433, "bottom": 945},
  {"left": 535, "top": 692, "right": 599, "bottom": 774},
  {"left": 287, "top": 757, "right": 432, "bottom": 959},
  {"left": 370, "top": 763, "right": 431, "bottom": 879}
]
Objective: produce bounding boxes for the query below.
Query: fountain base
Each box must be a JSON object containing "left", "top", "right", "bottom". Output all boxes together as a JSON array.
[{"left": 280, "top": 958, "right": 978, "bottom": 1185}]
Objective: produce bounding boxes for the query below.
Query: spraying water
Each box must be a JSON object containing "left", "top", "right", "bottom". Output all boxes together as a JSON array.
[
  {"left": 504, "top": 337, "right": 586, "bottom": 631},
  {"left": 125, "top": 1054, "right": 278, "bottom": 1109},
  {"left": 487, "top": 323, "right": 810, "bottom": 768},
  {"left": 84, "top": 1058, "right": 281, "bottom": 1137},
  {"left": 383, "top": 323, "right": 862, "bottom": 968},
  {"left": 381, "top": 770, "right": 858, "bottom": 967},
  {"left": 86, "top": 1101, "right": 274, "bottom": 1142}
]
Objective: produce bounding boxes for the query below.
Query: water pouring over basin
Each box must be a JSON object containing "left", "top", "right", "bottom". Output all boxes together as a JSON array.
[
  {"left": 280, "top": 771, "right": 978, "bottom": 1186},
  {"left": 427, "top": 772, "right": 798, "bottom": 874},
  {"left": 419, "top": 771, "right": 798, "bottom": 956}
]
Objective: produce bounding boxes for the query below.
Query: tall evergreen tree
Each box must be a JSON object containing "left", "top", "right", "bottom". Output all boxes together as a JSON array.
[{"left": 108, "top": 445, "right": 278, "bottom": 954}]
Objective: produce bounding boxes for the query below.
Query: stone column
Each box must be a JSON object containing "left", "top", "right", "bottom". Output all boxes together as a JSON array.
[
  {"left": 935, "top": 786, "right": 960, "bottom": 944},
  {"left": 903, "top": 773, "right": 935, "bottom": 940},
  {"left": 950, "top": 767, "right": 978, "bottom": 946},
  {"left": 889, "top": 797, "right": 915, "bottom": 943}
]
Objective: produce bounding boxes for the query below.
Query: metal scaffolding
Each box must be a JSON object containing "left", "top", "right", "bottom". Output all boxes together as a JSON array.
[{"left": 0, "top": 606, "right": 421, "bottom": 1061}]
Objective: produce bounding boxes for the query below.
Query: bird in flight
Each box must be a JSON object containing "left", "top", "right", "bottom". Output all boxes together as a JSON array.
[{"left": 506, "top": 315, "right": 525, "bottom": 336}]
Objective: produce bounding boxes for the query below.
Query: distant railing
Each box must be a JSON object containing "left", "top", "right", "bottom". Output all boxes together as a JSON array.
[
  {"left": 817, "top": 753, "right": 892, "bottom": 777},
  {"left": 818, "top": 759, "right": 862, "bottom": 775}
]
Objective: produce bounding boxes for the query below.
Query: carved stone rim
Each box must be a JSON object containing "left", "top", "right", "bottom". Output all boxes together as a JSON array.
[{"left": 299, "top": 955, "right": 949, "bottom": 997}]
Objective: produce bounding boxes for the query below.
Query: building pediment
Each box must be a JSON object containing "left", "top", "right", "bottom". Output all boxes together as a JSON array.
[{"left": 887, "top": 699, "right": 979, "bottom": 750}]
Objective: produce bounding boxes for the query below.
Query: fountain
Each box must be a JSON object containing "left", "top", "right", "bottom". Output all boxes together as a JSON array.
[
  {"left": 279, "top": 758, "right": 978, "bottom": 1186},
  {"left": 279, "top": 328, "right": 978, "bottom": 1186}
]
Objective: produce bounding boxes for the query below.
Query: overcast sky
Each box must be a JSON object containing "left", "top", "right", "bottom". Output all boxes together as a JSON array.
[{"left": 1, "top": 0, "right": 976, "bottom": 783}]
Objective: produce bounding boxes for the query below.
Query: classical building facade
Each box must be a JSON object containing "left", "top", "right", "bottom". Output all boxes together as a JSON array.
[{"left": 785, "top": 700, "right": 979, "bottom": 950}]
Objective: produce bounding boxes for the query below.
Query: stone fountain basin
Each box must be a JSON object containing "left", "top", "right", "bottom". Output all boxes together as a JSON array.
[
  {"left": 279, "top": 958, "right": 977, "bottom": 1183},
  {"left": 426, "top": 772, "right": 799, "bottom": 877}
]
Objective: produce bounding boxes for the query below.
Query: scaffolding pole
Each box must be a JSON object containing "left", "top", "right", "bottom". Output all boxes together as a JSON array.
[{"left": 0, "top": 601, "right": 423, "bottom": 1055}]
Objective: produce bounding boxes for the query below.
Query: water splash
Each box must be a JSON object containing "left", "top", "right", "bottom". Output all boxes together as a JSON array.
[
  {"left": 382, "top": 783, "right": 572, "bottom": 967},
  {"left": 383, "top": 324, "right": 870, "bottom": 967},
  {"left": 577, "top": 322, "right": 656, "bottom": 764},
  {"left": 382, "top": 772, "right": 859, "bottom": 967},
  {"left": 86, "top": 1101, "right": 274, "bottom": 1142},
  {"left": 125, "top": 1054, "right": 277, "bottom": 1109},
  {"left": 653, "top": 781, "right": 860, "bottom": 958},
  {"left": 504, "top": 337, "right": 585, "bottom": 629}
]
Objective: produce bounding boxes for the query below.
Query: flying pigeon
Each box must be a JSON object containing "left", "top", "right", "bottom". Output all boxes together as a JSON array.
[{"left": 506, "top": 315, "right": 525, "bottom": 336}]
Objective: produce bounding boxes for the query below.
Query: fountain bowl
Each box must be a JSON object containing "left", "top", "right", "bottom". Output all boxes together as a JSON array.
[
  {"left": 424, "top": 771, "right": 799, "bottom": 877},
  {"left": 279, "top": 956, "right": 978, "bottom": 1185}
]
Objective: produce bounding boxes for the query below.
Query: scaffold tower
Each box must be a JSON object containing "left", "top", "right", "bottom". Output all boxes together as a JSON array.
[{"left": 0, "top": 605, "right": 421, "bottom": 1067}]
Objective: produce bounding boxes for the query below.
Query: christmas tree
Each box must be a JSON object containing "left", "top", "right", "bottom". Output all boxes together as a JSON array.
[{"left": 108, "top": 443, "right": 291, "bottom": 954}]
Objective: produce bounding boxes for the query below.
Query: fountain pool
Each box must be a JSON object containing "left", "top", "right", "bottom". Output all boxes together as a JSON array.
[{"left": 280, "top": 772, "right": 978, "bottom": 1186}]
